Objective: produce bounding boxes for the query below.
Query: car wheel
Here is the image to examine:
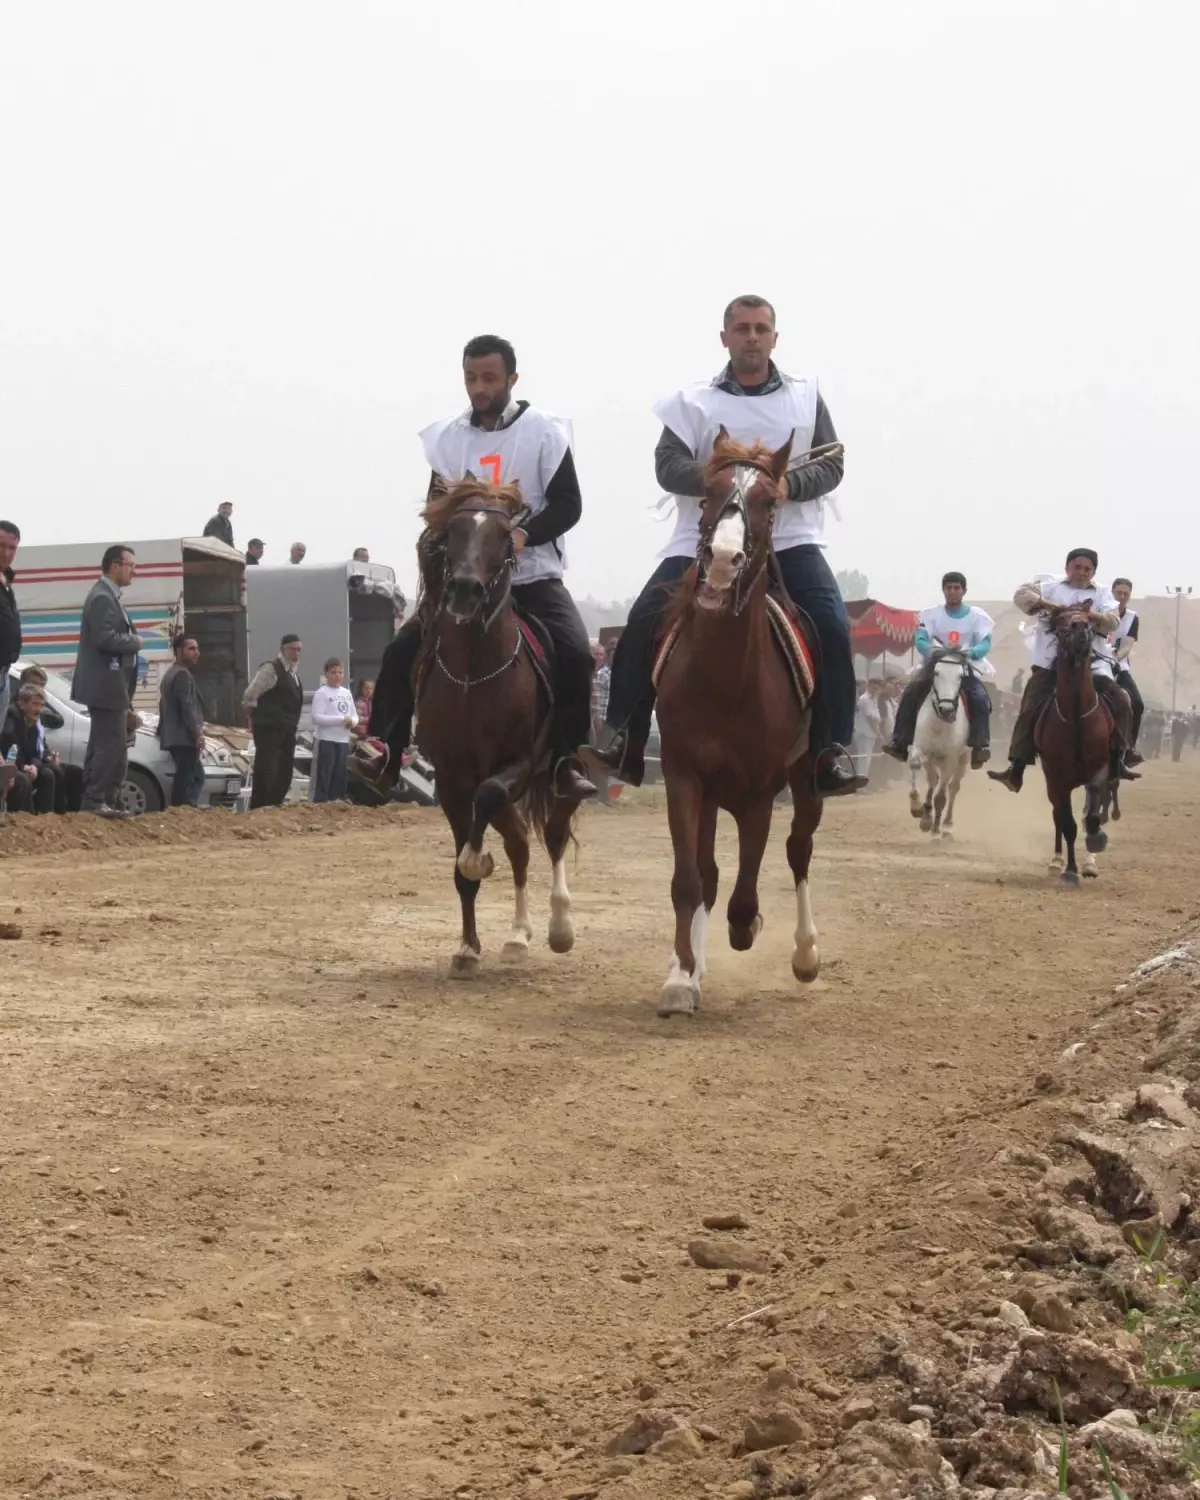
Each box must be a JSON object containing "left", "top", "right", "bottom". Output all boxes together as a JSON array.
[{"left": 117, "top": 765, "right": 165, "bottom": 816}]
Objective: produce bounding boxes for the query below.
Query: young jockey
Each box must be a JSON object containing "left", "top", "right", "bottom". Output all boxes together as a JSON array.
[
  {"left": 374, "top": 335, "right": 595, "bottom": 800},
  {"left": 581, "top": 294, "right": 861, "bottom": 797},
  {"left": 987, "top": 548, "right": 1138, "bottom": 793},
  {"left": 882, "top": 571, "right": 994, "bottom": 769},
  {"left": 1108, "top": 577, "right": 1145, "bottom": 766}
]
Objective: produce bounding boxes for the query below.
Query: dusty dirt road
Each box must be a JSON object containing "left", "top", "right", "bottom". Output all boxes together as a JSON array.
[{"left": 2, "top": 760, "right": 1199, "bottom": 1500}]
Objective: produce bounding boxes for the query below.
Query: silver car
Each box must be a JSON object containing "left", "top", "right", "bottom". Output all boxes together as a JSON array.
[{"left": 11, "top": 661, "right": 245, "bottom": 814}]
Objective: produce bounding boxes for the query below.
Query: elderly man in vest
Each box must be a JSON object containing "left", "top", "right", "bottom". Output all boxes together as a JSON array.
[
  {"left": 244, "top": 633, "right": 303, "bottom": 808},
  {"left": 581, "top": 294, "right": 861, "bottom": 796},
  {"left": 372, "top": 334, "right": 595, "bottom": 800},
  {"left": 74, "top": 544, "right": 143, "bottom": 818}
]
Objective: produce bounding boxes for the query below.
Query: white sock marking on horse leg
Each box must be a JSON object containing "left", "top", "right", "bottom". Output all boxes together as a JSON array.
[
  {"left": 691, "top": 905, "right": 708, "bottom": 984},
  {"left": 504, "top": 883, "right": 533, "bottom": 954},
  {"left": 792, "top": 879, "right": 820, "bottom": 981},
  {"left": 659, "top": 925, "right": 700, "bottom": 1016},
  {"left": 548, "top": 857, "right": 574, "bottom": 952}
]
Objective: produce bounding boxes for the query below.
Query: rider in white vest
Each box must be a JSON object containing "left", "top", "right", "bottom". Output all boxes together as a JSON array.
[
  {"left": 882, "top": 571, "right": 994, "bottom": 769},
  {"left": 987, "top": 548, "right": 1138, "bottom": 793},
  {"left": 372, "top": 335, "right": 595, "bottom": 800},
  {"left": 580, "top": 294, "right": 861, "bottom": 797},
  {"left": 1108, "top": 577, "right": 1145, "bottom": 760}
]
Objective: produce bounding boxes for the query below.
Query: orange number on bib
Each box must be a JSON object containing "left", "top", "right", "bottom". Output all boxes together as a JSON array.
[
  {"left": 948, "top": 630, "right": 961, "bottom": 645},
  {"left": 479, "top": 454, "right": 502, "bottom": 486}
]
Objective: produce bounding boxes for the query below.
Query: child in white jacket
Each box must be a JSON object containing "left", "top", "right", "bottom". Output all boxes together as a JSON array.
[{"left": 310, "top": 658, "right": 358, "bottom": 803}]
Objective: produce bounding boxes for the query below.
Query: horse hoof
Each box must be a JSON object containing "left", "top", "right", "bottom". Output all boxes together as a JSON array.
[
  {"left": 1060, "top": 871, "right": 1080, "bottom": 886},
  {"left": 940, "top": 830, "right": 953, "bottom": 842},
  {"left": 456, "top": 848, "right": 495, "bottom": 882},
  {"left": 1112, "top": 807, "right": 1122, "bottom": 822},
  {"left": 728, "top": 913, "right": 763, "bottom": 952},
  {"left": 1047, "top": 859, "right": 1064, "bottom": 874},
  {"left": 919, "top": 815, "right": 933, "bottom": 833},
  {"left": 1085, "top": 832, "right": 1109, "bottom": 854},
  {"left": 1082, "top": 866, "right": 1099, "bottom": 880},
  {"left": 908, "top": 802, "right": 923, "bottom": 820},
  {"left": 548, "top": 917, "right": 575, "bottom": 954},
  {"left": 657, "top": 980, "right": 697, "bottom": 1018},
  {"left": 449, "top": 950, "right": 481, "bottom": 978},
  {"left": 792, "top": 947, "right": 820, "bottom": 983},
  {"left": 502, "top": 936, "right": 531, "bottom": 960}
]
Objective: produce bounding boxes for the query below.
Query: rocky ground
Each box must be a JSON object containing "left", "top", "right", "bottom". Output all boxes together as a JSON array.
[{"left": 1, "top": 765, "right": 1199, "bottom": 1498}]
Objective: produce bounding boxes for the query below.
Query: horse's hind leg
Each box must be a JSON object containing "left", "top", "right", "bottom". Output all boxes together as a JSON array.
[
  {"left": 660, "top": 775, "right": 704, "bottom": 1017},
  {"left": 931, "top": 771, "right": 949, "bottom": 837},
  {"left": 941, "top": 758, "right": 967, "bottom": 839},
  {"left": 443, "top": 792, "right": 482, "bottom": 977},
  {"left": 786, "top": 759, "right": 825, "bottom": 982},
  {"left": 692, "top": 797, "right": 719, "bottom": 984},
  {"left": 727, "top": 794, "right": 774, "bottom": 952},
  {"left": 908, "top": 753, "right": 924, "bottom": 819},
  {"left": 491, "top": 803, "right": 534, "bottom": 957},
  {"left": 544, "top": 798, "right": 576, "bottom": 955},
  {"left": 919, "top": 763, "right": 935, "bottom": 833}
]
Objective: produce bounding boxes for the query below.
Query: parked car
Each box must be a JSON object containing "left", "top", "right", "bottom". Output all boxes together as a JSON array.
[{"left": 11, "top": 661, "right": 245, "bottom": 814}]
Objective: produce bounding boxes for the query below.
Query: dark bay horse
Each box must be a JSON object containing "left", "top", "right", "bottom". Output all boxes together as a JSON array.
[
  {"left": 653, "top": 429, "right": 824, "bottom": 1017},
  {"left": 407, "top": 478, "right": 577, "bottom": 974},
  {"left": 1036, "top": 609, "right": 1117, "bottom": 882}
]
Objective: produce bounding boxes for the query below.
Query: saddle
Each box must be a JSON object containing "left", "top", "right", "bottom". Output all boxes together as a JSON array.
[{"left": 652, "top": 593, "right": 817, "bottom": 713}]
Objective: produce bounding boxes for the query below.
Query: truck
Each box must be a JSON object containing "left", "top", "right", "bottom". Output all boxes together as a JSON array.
[{"left": 13, "top": 535, "right": 248, "bottom": 724}]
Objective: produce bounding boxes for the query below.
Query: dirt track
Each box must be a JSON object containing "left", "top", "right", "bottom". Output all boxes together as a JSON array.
[{"left": 2, "top": 761, "right": 1200, "bottom": 1499}]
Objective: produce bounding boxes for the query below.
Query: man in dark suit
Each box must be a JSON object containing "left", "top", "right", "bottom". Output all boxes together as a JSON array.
[
  {"left": 0, "top": 521, "right": 22, "bottom": 729},
  {"left": 159, "top": 633, "right": 207, "bottom": 807},
  {"left": 73, "top": 545, "right": 142, "bottom": 818},
  {"left": 203, "top": 503, "right": 235, "bottom": 548}
]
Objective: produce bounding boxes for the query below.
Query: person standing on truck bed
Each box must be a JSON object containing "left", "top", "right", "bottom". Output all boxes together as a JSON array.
[
  {"left": 74, "top": 545, "right": 142, "bottom": 819},
  {"left": 244, "top": 633, "right": 303, "bottom": 809},
  {"left": 203, "top": 502, "right": 235, "bottom": 548}
]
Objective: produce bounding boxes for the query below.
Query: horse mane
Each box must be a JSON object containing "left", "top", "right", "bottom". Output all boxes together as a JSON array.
[
  {"left": 705, "top": 437, "right": 776, "bottom": 477},
  {"left": 422, "top": 477, "right": 525, "bottom": 533}
]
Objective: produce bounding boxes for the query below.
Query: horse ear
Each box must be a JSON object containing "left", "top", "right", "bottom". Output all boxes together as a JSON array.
[
  {"left": 770, "top": 430, "right": 795, "bottom": 481},
  {"left": 713, "top": 424, "right": 731, "bottom": 454},
  {"left": 463, "top": 469, "right": 476, "bottom": 483}
]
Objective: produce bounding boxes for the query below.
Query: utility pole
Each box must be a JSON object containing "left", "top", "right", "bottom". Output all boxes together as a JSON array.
[{"left": 1167, "top": 586, "right": 1193, "bottom": 713}]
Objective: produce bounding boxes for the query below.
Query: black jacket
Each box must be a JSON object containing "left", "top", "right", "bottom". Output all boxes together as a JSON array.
[
  {"left": 203, "top": 514, "right": 235, "bottom": 547},
  {"left": 0, "top": 578, "right": 21, "bottom": 673},
  {"left": 0, "top": 706, "right": 46, "bottom": 767}
]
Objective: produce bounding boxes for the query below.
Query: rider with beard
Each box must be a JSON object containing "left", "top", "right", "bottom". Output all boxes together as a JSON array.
[{"left": 373, "top": 335, "right": 595, "bottom": 801}]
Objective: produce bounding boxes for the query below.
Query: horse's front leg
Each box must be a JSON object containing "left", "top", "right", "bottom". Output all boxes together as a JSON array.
[
  {"left": 659, "top": 775, "right": 705, "bottom": 1017},
  {"left": 727, "top": 794, "right": 774, "bottom": 951},
  {"left": 919, "top": 761, "right": 936, "bottom": 833},
  {"left": 908, "top": 751, "right": 924, "bottom": 819},
  {"left": 444, "top": 793, "right": 482, "bottom": 977},
  {"left": 941, "top": 755, "right": 967, "bottom": 839},
  {"left": 1082, "top": 776, "right": 1107, "bottom": 876},
  {"left": 1055, "top": 795, "right": 1080, "bottom": 884},
  {"left": 544, "top": 797, "right": 577, "bottom": 955},
  {"left": 456, "top": 758, "right": 531, "bottom": 883}
]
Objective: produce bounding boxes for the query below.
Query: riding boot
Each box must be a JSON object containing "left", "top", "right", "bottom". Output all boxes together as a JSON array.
[
  {"left": 579, "top": 731, "right": 646, "bottom": 788},
  {"left": 814, "top": 745, "right": 868, "bottom": 797},
  {"left": 987, "top": 760, "right": 1025, "bottom": 793},
  {"left": 554, "top": 753, "right": 597, "bottom": 801}
]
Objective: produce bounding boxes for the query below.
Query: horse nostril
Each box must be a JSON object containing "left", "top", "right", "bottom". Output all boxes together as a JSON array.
[{"left": 731, "top": 551, "right": 746, "bottom": 570}]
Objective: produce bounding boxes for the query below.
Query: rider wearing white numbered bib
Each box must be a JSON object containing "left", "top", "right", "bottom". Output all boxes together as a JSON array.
[
  {"left": 1108, "top": 577, "right": 1145, "bottom": 759},
  {"left": 373, "top": 335, "right": 595, "bottom": 800},
  {"left": 581, "top": 294, "right": 860, "bottom": 797},
  {"left": 987, "top": 548, "right": 1137, "bottom": 793},
  {"left": 883, "top": 571, "right": 994, "bottom": 769}
]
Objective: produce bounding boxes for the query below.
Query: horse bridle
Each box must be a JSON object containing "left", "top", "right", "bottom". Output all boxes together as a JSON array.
[
  {"left": 696, "top": 459, "right": 777, "bottom": 618},
  {"left": 431, "top": 503, "right": 527, "bottom": 690},
  {"left": 928, "top": 648, "right": 968, "bottom": 721}
]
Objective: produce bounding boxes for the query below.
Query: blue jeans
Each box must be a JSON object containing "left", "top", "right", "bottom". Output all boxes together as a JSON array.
[
  {"left": 313, "top": 740, "right": 350, "bottom": 803},
  {"left": 604, "top": 544, "right": 856, "bottom": 753}
]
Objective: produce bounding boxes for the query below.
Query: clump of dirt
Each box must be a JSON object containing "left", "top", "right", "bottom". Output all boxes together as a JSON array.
[{"left": 0, "top": 798, "right": 430, "bottom": 858}]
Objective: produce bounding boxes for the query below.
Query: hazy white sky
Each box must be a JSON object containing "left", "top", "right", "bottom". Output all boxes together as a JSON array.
[{"left": 2, "top": 1, "right": 1197, "bottom": 608}]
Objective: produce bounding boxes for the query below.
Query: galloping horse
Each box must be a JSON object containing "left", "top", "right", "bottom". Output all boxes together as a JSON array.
[
  {"left": 654, "top": 429, "right": 826, "bottom": 1017},
  {"left": 1036, "top": 608, "right": 1115, "bottom": 882},
  {"left": 401, "top": 478, "right": 577, "bottom": 974},
  {"left": 909, "top": 648, "right": 970, "bottom": 839}
]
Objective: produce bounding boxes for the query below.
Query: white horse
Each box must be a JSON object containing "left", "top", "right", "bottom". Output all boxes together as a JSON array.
[{"left": 909, "top": 649, "right": 971, "bottom": 839}]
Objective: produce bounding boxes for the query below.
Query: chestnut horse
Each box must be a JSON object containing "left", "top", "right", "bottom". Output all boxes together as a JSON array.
[
  {"left": 654, "top": 430, "right": 824, "bottom": 1017},
  {"left": 1036, "top": 609, "right": 1116, "bottom": 883},
  {"left": 411, "top": 479, "right": 577, "bottom": 974}
]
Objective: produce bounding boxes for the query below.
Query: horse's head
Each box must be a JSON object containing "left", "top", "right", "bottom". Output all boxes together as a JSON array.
[
  {"left": 422, "top": 476, "right": 526, "bottom": 627},
  {"left": 695, "top": 427, "right": 793, "bottom": 611},
  {"left": 1053, "top": 607, "right": 1094, "bottom": 664},
  {"left": 929, "top": 649, "right": 968, "bottom": 721}
]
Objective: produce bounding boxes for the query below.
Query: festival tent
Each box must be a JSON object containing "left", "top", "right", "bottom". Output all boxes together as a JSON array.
[{"left": 844, "top": 598, "right": 919, "bottom": 662}]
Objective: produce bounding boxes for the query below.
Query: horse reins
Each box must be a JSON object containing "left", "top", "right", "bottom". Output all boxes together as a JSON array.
[{"left": 697, "top": 459, "right": 776, "bottom": 617}]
